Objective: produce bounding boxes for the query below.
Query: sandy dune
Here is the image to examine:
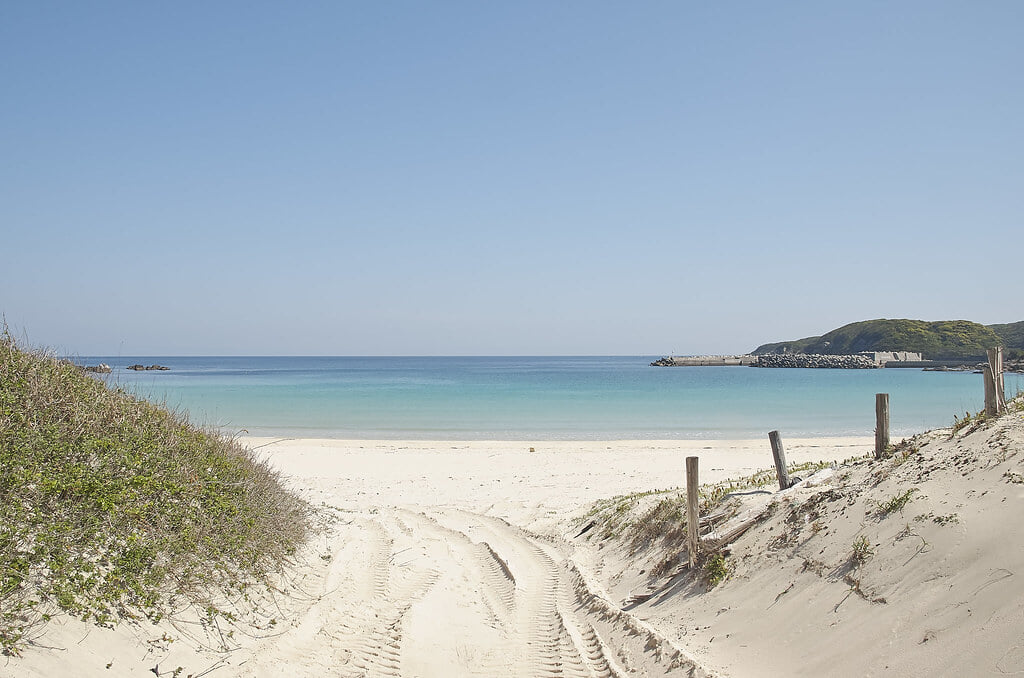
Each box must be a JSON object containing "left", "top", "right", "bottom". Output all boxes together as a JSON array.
[
  {"left": 573, "top": 414, "right": 1024, "bottom": 676},
  {"left": 3, "top": 436, "right": 868, "bottom": 677},
  {"left": 13, "top": 417, "right": 1024, "bottom": 676}
]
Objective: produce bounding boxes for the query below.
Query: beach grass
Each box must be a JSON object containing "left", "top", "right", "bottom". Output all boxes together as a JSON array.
[
  {"left": 0, "top": 331, "right": 309, "bottom": 655},
  {"left": 581, "top": 458, "right": 842, "bottom": 552}
]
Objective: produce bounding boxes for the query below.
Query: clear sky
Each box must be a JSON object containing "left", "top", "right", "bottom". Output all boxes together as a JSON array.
[{"left": 2, "top": 2, "right": 1021, "bottom": 356}]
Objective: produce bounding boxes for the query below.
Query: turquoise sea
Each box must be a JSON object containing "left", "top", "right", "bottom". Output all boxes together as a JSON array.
[{"left": 80, "top": 356, "right": 1023, "bottom": 440}]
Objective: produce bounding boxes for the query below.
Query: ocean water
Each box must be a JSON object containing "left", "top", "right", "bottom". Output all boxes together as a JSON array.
[{"left": 79, "top": 356, "right": 1023, "bottom": 440}]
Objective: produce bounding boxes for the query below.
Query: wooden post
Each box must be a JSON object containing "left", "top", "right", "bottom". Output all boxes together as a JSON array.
[
  {"left": 987, "top": 347, "right": 1005, "bottom": 415},
  {"left": 875, "top": 393, "right": 890, "bottom": 459},
  {"left": 984, "top": 364, "right": 997, "bottom": 417},
  {"left": 997, "top": 357, "right": 1006, "bottom": 413},
  {"left": 686, "top": 456, "right": 699, "bottom": 568},
  {"left": 768, "top": 430, "right": 791, "bottom": 490}
]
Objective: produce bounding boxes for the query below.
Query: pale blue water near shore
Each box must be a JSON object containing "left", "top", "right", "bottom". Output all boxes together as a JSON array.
[{"left": 80, "top": 356, "right": 1023, "bottom": 440}]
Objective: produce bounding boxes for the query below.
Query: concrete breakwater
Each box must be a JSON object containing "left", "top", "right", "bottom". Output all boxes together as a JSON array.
[
  {"left": 752, "top": 354, "right": 877, "bottom": 369},
  {"left": 651, "top": 354, "right": 878, "bottom": 368},
  {"left": 650, "top": 355, "right": 758, "bottom": 366}
]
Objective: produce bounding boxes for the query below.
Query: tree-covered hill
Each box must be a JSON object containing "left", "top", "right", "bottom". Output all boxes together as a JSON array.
[
  {"left": 752, "top": 319, "right": 1020, "bottom": 360},
  {"left": 990, "top": 321, "right": 1024, "bottom": 354}
]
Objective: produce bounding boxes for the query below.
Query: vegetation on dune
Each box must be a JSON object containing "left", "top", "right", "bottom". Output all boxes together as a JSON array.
[
  {"left": 578, "top": 458, "right": 845, "bottom": 582},
  {"left": 703, "top": 553, "right": 729, "bottom": 587},
  {"left": 752, "top": 318, "right": 1015, "bottom": 360},
  {"left": 580, "top": 394, "right": 1024, "bottom": 603},
  {"left": 0, "top": 332, "right": 310, "bottom": 655}
]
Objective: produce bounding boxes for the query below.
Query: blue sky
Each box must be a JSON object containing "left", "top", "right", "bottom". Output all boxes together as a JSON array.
[{"left": 2, "top": 2, "right": 1021, "bottom": 355}]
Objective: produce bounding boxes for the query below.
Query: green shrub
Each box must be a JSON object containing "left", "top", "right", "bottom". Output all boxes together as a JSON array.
[
  {"left": 0, "top": 332, "right": 309, "bottom": 655},
  {"left": 703, "top": 553, "right": 729, "bottom": 587}
]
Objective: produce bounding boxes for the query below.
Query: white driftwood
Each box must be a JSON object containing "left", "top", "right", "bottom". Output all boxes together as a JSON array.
[{"left": 701, "top": 515, "right": 761, "bottom": 549}]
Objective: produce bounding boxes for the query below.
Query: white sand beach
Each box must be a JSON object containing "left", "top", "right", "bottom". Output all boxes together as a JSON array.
[
  {"left": 243, "top": 437, "right": 872, "bottom": 531},
  {"left": 8, "top": 417, "right": 1024, "bottom": 677}
]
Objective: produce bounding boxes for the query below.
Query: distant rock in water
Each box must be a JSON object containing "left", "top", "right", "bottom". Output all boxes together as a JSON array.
[
  {"left": 84, "top": 363, "right": 112, "bottom": 373},
  {"left": 127, "top": 364, "right": 170, "bottom": 371}
]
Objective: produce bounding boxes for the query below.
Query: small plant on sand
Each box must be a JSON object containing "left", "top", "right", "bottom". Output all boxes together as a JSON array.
[
  {"left": 889, "top": 440, "right": 920, "bottom": 467},
  {"left": 951, "top": 412, "right": 969, "bottom": 435},
  {"left": 916, "top": 512, "right": 959, "bottom": 526},
  {"left": 951, "top": 409, "right": 990, "bottom": 437},
  {"left": 703, "top": 553, "right": 729, "bottom": 588},
  {"left": 850, "top": 535, "right": 873, "bottom": 565},
  {"left": 877, "top": 489, "right": 916, "bottom": 516}
]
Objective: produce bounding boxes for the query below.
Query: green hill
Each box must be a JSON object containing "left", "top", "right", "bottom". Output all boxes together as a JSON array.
[
  {"left": 752, "top": 319, "right": 1019, "bottom": 360},
  {"left": 990, "top": 322, "right": 1024, "bottom": 358},
  {"left": 0, "top": 332, "right": 309, "bottom": 655}
]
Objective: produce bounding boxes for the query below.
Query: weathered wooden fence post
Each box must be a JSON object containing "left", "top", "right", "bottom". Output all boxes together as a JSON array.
[
  {"left": 686, "top": 456, "right": 699, "bottom": 568},
  {"left": 875, "top": 393, "right": 890, "bottom": 459},
  {"left": 984, "top": 364, "right": 997, "bottom": 416},
  {"left": 985, "top": 347, "right": 1005, "bottom": 416},
  {"left": 768, "top": 430, "right": 791, "bottom": 490}
]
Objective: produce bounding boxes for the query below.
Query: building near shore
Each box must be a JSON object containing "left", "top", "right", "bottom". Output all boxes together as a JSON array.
[{"left": 858, "top": 351, "right": 923, "bottom": 365}]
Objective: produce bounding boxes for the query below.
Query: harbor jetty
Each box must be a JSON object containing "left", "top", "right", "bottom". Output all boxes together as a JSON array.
[
  {"left": 650, "top": 355, "right": 757, "bottom": 367},
  {"left": 753, "top": 353, "right": 876, "bottom": 368},
  {"left": 652, "top": 351, "right": 929, "bottom": 369}
]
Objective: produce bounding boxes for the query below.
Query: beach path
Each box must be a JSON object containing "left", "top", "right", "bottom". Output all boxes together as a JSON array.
[
  {"left": 221, "top": 437, "right": 869, "bottom": 678},
  {"left": 234, "top": 502, "right": 702, "bottom": 677}
]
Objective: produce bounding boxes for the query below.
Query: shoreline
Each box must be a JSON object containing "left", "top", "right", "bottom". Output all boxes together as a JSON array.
[{"left": 231, "top": 427, "right": 893, "bottom": 441}]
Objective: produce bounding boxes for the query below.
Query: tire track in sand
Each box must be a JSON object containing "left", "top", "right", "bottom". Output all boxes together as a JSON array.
[
  {"left": 232, "top": 506, "right": 707, "bottom": 677},
  {"left": 231, "top": 510, "right": 439, "bottom": 678},
  {"left": 427, "top": 508, "right": 708, "bottom": 677},
  {"left": 391, "top": 508, "right": 520, "bottom": 676}
]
